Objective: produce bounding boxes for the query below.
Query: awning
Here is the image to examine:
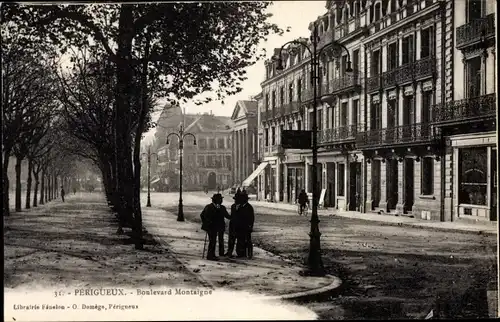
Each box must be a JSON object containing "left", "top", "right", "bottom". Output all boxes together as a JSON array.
[
  {"left": 242, "top": 162, "right": 268, "bottom": 187},
  {"left": 151, "top": 178, "right": 161, "bottom": 184}
]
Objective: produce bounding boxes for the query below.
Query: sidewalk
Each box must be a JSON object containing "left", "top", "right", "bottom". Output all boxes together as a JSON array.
[
  {"left": 193, "top": 191, "right": 497, "bottom": 236},
  {"left": 142, "top": 207, "right": 342, "bottom": 300}
]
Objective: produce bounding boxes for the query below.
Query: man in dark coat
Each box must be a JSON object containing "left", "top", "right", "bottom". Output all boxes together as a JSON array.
[
  {"left": 200, "top": 193, "right": 230, "bottom": 260},
  {"left": 225, "top": 189, "right": 242, "bottom": 258},
  {"left": 61, "top": 186, "right": 66, "bottom": 202},
  {"left": 235, "top": 190, "right": 255, "bottom": 258}
]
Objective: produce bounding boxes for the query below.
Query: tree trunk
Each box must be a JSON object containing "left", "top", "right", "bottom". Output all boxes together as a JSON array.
[
  {"left": 114, "top": 5, "right": 137, "bottom": 234},
  {"left": 40, "top": 169, "right": 45, "bottom": 205},
  {"left": 3, "top": 150, "right": 11, "bottom": 216},
  {"left": 48, "top": 172, "right": 52, "bottom": 201},
  {"left": 33, "top": 165, "right": 40, "bottom": 207},
  {"left": 25, "top": 159, "right": 33, "bottom": 209},
  {"left": 55, "top": 175, "right": 58, "bottom": 199},
  {"left": 15, "top": 155, "right": 23, "bottom": 212}
]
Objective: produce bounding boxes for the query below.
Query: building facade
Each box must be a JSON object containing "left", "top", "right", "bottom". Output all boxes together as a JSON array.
[
  {"left": 432, "top": 0, "right": 497, "bottom": 222},
  {"left": 230, "top": 100, "right": 258, "bottom": 189},
  {"left": 254, "top": 0, "right": 496, "bottom": 223},
  {"left": 153, "top": 105, "right": 234, "bottom": 191}
]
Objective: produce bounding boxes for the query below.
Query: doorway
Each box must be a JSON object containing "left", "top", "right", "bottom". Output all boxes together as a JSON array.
[
  {"left": 207, "top": 172, "right": 217, "bottom": 190},
  {"left": 371, "top": 160, "right": 381, "bottom": 208},
  {"left": 326, "top": 163, "right": 336, "bottom": 208},
  {"left": 349, "top": 162, "right": 362, "bottom": 211},
  {"left": 403, "top": 159, "right": 414, "bottom": 213},
  {"left": 387, "top": 159, "right": 398, "bottom": 211}
]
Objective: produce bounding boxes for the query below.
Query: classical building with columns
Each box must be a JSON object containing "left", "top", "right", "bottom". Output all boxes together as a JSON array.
[
  {"left": 431, "top": 0, "right": 496, "bottom": 222},
  {"left": 230, "top": 100, "right": 258, "bottom": 188}
]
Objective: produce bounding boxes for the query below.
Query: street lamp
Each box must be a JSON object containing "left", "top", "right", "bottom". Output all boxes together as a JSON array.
[
  {"left": 142, "top": 146, "right": 158, "bottom": 207},
  {"left": 274, "top": 22, "right": 353, "bottom": 277},
  {"left": 166, "top": 124, "right": 197, "bottom": 221}
]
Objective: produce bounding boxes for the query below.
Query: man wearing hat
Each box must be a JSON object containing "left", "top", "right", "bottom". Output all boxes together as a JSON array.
[
  {"left": 225, "top": 189, "right": 242, "bottom": 257},
  {"left": 235, "top": 189, "right": 255, "bottom": 258},
  {"left": 200, "top": 193, "right": 230, "bottom": 260}
]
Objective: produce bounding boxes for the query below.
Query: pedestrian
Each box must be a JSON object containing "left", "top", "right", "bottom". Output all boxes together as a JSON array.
[
  {"left": 200, "top": 193, "right": 230, "bottom": 261},
  {"left": 60, "top": 186, "right": 66, "bottom": 202},
  {"left": 73, "top": 187, "right": 77, "bottom": 195},
  {"left": 225, "top": 189, "right": 242, "bottom": 258},
  {"left": 297, "top": 189, "right": 309, "bottom": 215},
  {"left": 235, "top": 190, "right": 254, "bottom": 258}
]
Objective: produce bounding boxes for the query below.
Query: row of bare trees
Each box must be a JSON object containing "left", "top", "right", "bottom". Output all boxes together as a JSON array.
[{"left": 2, "top": 2, "right": 283, "bottom": 249}]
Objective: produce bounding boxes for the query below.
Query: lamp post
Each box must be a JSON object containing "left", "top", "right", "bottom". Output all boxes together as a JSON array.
[
  {"left": 274, "top": 22, "right": 353, "bottom": 276},
  {"left": 142, "top": 146, "right": 158, "bottom": 207},
  {"left": 166, "top": 124, "right": 197, "bottom": 221}
]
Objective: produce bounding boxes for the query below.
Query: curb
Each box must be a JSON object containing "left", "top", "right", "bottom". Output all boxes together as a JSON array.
[
  {"left": 143, "top": 207, "right": 344, "bottom": 302},
  {"left": 328, "top": 213, "right": 498, "bottom": 236}
]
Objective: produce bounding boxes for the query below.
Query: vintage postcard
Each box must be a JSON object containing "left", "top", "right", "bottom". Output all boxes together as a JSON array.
[{"left": 2, "top": 0, "right": 498, "bottom": 320}]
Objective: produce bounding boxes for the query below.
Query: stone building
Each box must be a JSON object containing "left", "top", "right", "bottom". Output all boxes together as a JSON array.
[
  {"left": 230, "top": 100, "right": 258, "bottom": 189},
  {"left": 255, "top": 0, "right": 496, "bottom": 223},
  {"left": 153, "top": 105, "right": 234, "bottom": 191},
  {"left": 432, "top": 0, "right": 496, "bottom": 222}
]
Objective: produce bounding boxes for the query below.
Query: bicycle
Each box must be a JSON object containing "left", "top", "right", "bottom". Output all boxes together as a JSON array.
[{"left": 297, "top": 202, "right": 309, "bottom": 216}]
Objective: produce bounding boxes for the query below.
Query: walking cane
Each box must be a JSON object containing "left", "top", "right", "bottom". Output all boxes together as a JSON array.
[{"left": 202, "top": 232, "right": 208, "bottom": 259}]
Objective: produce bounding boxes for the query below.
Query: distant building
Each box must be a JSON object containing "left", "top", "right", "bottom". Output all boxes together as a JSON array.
[
  {"left": 153, "top": 105, "right": 234, "bottom": 191},
  {"left": 230, "top": 100, "right": 258, "bottom": 189}
]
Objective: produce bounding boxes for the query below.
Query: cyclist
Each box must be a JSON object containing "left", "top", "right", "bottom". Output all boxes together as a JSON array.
[{"left": 297, "top": 189, "right": 309, "bottom": 215}]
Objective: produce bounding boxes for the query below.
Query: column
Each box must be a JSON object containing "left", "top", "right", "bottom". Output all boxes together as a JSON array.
[
  {"left": 284, "top": 164, "right": 289, "bottom": 203},
  {"left": 398, "top": 88, "right": 404, "bottom": 126},
  {"left": 381, "top": 92, "right": 388, "bottom": 128},
  {"left": 275, "top": 160, "right": 281, "bottom": 202},
  {"left": 416, "top": 28, "right": 421, "bottom": 61},
  {"left": 379, "top": 160, "right": 388, "bottom": 211},
  {"left": 305, "top": 161, "right": 310, "bottom": 194},
  {"left": 232, "top": 131, "right": 236, "bottom": 185},
  {"left": 415, "top": 84, "right": 422, "bottom": 124},
  {"left": 366, "top": 161, "right": 373, "bottom": 211},
  {"left": 239, "top": 130, "right": 244, "bottom": 183},
  {"left": 396, "top": 160, "right": 405, "bottom": 214}
]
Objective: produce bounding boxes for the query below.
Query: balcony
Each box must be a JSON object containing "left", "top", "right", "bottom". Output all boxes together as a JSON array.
[
  {"left": 284, "top": 101, "right": 301, "bottom": 114},
  {"left": 318, "top": 124, "right": 358, "bottom": 145},
  {"left": 275, "top": 104, "right": 286, "bottom": 118},
  {"left": 381, "top": 56, "right": 435, "bottom": 88},
  {"left": 431, "top": 93, "right": 496, "bottom": 126},
  {"left": 367, "top": 75, "right": 381, "bottom": 92},
  {"left": 263, "top": 144, "right": 284, "bottom": 158},
  {"left": 456, "top": 14, "right": 496, "bottom": 50},
  {"left": 357, "top": 123, "right": 438, "bottom": 149},
  {"left": 330, "top": 71, "right": 362, "bottom": 95}
]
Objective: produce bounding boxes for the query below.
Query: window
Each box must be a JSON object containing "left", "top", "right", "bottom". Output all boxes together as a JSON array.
[
  {"left": 280, "top": 86, "right": 284, "bottom": 106},
  {"left": 271, "top": 127, "right": 276, "bottom": 145},
  {"left": 352, "top": 99, "right": 359, "bottom": 127},
  {"left": 309, "top": 111, "right": 314, "bottom": 130},
  {"left": 265, "top": 93, "right": 270, "bottom": 110},
  {"left": 217, "top": 138, "right": 225, "bottom": 149},
  {"left": 421, "top": 157, "right": 434, "bottom": 195},
  {"left": 466, "top": 56, "right": 482, "bottom": 98},
  {"left": 421, "top": 27, "right": 435, "bottom": 58},
  {"left": 372, "top": 50, "right": 381, "bottom": 76},
  {"left": 338, "top": 164, "right": 345, "bottom": 196},
  {"left": 265, "top": 128, "right": 269, "bottom": 146},
  {"left": 288, "top": 82, "right": 294, "bottom": 102},
  {"left": 297, "top": 120, "right": 302, "bottom": 131},
  {"left": 402, "top": 35, "right": 415, "bottom": 64},
  {"left": 422, "top": 91, "right": 432, "bottom": 124},
  {"left": 226, "top": 156, "right": 231, "bottom": 170},
  {"left": 297, "top": 78, "right": 302, "bottom": 101},
  {"left": 459, "top": 147, "right": 487, "bottom": 205},
  {"left": 317, "top": 110, "right": 323, "bottom": 131},
  {"left": 207, "top": 156, "right": 213, "bottom": 167},
  {"left": 340, "top": 102, "right": 348, "bottom": 126},
  {"left": 371, "top": 100, "right": 382, "bottom": 130},
  {"left": 198, "top": 139, "right": 206, "bottom": 149},
  {"left": 272, "top": 90, "right": 276, "bottom": 109},
  {"left": 341, "top": 55, "right": 348, "bottom": 75},
  {"left": 388, "top": 42, "right": 398, "bottom": 70},
  {"left": 467, "top": 0, "right": 484, "bottom": 22},
  {"left": 209, "top": 138, "right": 216, "bottom": 149},
  {"left": 288, "top": 123, "right": 293, "bottom": 130},
  {"left": 353, "top": 49, "right": 360, "bottom": 72},
  {"left": 403, "top": 95, "right": 415, "bottom": 125}
]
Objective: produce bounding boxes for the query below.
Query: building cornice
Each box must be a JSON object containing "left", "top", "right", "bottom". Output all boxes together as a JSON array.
[{"left": 261, "top": 57, "right": 311, "bottom": 88}]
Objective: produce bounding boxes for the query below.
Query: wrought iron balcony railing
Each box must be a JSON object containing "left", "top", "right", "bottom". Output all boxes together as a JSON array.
[
  {"left": 381, "top": 56, "right": 435, "bottom": 88},
  {"left": 431, "top": 93, "right": 496, "bottom": 125},
  {"left": 263, "top": 144, "right": 284, "bottom": 157},
  {"left": 367, "top": 74, "right": 381, "bottom": 92},
  {"left": 357, "top": 123, "right": 438, "bottom": 148},
  {"left": 318, "top": 124, "right": 358, "bottom": 145},
  {"left": 456, "top": 14, "right": 495, "bottom": 49},
  {"left": 330, "top": 71, "right": 362, "bottom": 94}
]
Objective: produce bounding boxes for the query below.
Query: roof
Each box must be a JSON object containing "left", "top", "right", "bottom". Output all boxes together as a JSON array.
[
  {"left": 230, "top": 100, "right": 258, "bottom": 120},
  {"left": 185, "top": 113, "right": 234, "bottom": 132}
]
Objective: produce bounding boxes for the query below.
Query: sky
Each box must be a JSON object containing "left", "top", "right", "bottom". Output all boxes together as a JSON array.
[{"left": 142, "top": 0, "right": 327, "bottom": 144}]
